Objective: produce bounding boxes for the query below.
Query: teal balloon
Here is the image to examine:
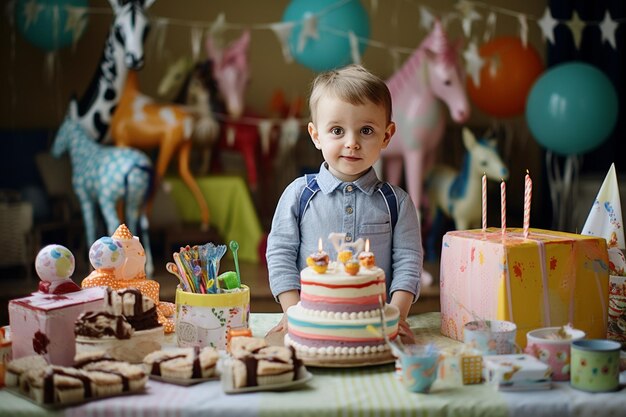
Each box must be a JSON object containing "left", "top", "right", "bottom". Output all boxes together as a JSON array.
[
  {"left": 526, "top": 62, "right": 618, "bottom": 156},
  {"left": 15, "top": 0, "right": 89, "bottom": 52},
  {"left": 282, "top": 0, "right": 370, "bottom": 72}
]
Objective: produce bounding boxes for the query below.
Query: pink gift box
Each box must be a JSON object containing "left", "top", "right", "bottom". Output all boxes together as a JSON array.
[
  {"left": 8, "top": 287, "right": 105, "bottom": 365},
  {"left": 440, "top": 228, "right": 609, "bottom": 348}
]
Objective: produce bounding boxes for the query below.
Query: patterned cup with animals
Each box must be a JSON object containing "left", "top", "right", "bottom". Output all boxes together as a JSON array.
[
  {"left": 571, "top": 339, "right": 621, "bottom": 392},
  {"left": 175, "top": 286, "right": 250, "bottom": 350},
  {"left": 399, "top": 345, "right": 440, "bottom": 393},
  {"left": 525, "top": 326, "right": 586, "bottom": 381},
  {"left": 463, "top": 320, "right": 517, "bottom": 355}
]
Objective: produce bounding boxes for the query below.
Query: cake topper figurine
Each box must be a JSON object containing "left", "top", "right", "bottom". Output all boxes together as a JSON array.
[
  {"left": 82, "top": 224, "right": 176, "bottom": 333},
  {"left": 35, "top": 244, "right": 81, "bottom": 294},
  {"left": 327, "top": 232, "right": 365, "bottom": 264}
]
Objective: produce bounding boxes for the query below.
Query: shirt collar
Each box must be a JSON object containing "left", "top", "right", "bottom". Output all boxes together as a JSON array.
[{"left": 316, "top": 162, "right": 381, "bottom": 195}]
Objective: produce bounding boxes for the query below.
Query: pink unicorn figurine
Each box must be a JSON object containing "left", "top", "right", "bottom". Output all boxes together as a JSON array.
[{"left": 381, "top": 20, "right": 470, "bottom": 214}]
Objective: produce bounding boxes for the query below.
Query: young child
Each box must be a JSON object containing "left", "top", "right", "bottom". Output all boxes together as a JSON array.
[{"left": 266, "top": 65, "right": 422, "bottom": 344}]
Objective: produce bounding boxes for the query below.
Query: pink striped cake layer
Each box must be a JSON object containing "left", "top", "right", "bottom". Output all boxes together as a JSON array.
[
  {"left": 300, "top": 264, "right": 386, "bottom": 314},
  {"left": 300, "top": 293, "right": 380, "bottom": 313}
]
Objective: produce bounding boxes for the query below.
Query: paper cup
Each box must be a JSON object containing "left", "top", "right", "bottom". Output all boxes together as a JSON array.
[
  {"left": 464, "top": 320, "right": 517, "bottom": 355},
  {"left": 399, "top": 345, "right": 440, "bottom": 393},
  {"left": 571, "top": 339, "right": 620, "bottom": 392},
  {"left": 525, "top": 326, "right": 585, "bottom": 381},
  {"left": 175, "top": 286, "right": 250, "bottom": 350}
]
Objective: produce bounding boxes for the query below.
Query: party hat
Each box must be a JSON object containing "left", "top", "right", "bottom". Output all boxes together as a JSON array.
[
  {"left": 112, "top": 224, "right": 133, "bottom": 241},
  {"left": 581, "top": 163, "right": 624, "bottom": 250}
]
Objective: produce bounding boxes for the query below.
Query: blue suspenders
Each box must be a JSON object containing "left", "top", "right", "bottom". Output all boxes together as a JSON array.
[{"left": 297, "top": 174, "right": 398, "bottom": 230}]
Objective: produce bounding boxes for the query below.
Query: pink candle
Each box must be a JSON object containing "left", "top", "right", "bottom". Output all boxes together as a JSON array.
[
  {"left": 482, "top": 173, "right": 487, "bottom": 232},
  {"left": 523, "top": 170, "right": 532, "bottom": 238},
  {"left": 500, "top": 179, "right": 506, "bottom": 235}
]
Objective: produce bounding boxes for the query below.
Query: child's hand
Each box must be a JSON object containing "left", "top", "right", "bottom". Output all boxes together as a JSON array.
[
  {"left": 265, "top": 314, "right": 288, "bottom": 338},
  {"left": 398, "top": 318, "right": 416, "bottom": 345}
]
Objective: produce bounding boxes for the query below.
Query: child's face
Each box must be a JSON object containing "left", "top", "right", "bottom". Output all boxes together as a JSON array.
[{"left": 308, "top": 95, "right": 395, "bottom": 182}]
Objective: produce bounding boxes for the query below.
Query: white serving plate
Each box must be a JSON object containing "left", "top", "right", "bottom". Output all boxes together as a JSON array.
[{"left": 221, "top": 363, "right": 313, "bottom": 394}]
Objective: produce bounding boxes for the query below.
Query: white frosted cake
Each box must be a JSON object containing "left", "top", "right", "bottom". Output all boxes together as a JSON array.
[{"left": 285, "top": 261, "right": 399, "bottom": 361}]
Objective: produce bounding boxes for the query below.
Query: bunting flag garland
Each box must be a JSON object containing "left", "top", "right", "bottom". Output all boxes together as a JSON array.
[{"left": 5, "top": 0, "right": 625, "bottom": 130}]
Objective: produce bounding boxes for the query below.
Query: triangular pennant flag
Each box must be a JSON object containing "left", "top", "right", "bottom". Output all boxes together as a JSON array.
[
  {"left": 483, "top": 12, "right": 496, "bottom": 42},
  {"left": 582, "top": 163, "right": 625, "bottom": 250},
  {"left": 419, "top": 6, "right": 434, "bottom": 31},
  {"left": 64, "top": 5, "right": 88, "bottom": 47},
  {"left": 258, "top": 119, "right": 273, "bottom": 155},
  {"left": 190, "top": 26, "right": 203, "bottom": 62},
  {"left": 567, "top": 11, "right": 585, "bottom": 50},
  {"left": 269, "top": 21, "right": 294, "bottom": 63},
  {"left": 517, "top": 13, "right": 528, "bottom": 48},
  {"left": 349, "top": 31, "right": 361, "bottom": 65},
  {"left": 297, "top": 12, "right": 319, "bottom": 53}
]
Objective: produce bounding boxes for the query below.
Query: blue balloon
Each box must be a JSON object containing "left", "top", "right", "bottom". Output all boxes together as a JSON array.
[
  {"left": 15, "top": 0, "right": 89, "bottom": 52},
  {"left": 526, "top": 62, "right": 618, "bottom": 156},
  {"left": 282, "top": 0, "right": 370, "bottom": 72}
]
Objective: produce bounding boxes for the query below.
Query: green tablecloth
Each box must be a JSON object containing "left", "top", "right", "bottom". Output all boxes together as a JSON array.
[
  {"left": 165, "top": 176, "right": 263, "bottom": 263},
  {"left": 2, "top": 313, "right": 625, "bottom": 417}
]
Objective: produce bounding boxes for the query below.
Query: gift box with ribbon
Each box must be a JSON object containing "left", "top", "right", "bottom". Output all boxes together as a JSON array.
[{"left": 440, "top": 228, "right": 609, "bottom": 348}]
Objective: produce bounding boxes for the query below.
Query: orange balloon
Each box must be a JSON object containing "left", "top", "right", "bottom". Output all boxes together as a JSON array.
[{"left": 467, "top": 37, "right": 544, "bottom": 118}]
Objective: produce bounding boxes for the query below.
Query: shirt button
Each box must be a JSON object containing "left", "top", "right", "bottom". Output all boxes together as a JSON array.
[
  {"left": 346, "top": 206, "right": 353, "bottom": 214},
  {"left": 345, "top": 235, "right": 352, "bottom": 242},
  {"left": 346, "top": 185, "right": 353, "bottom": 192}
]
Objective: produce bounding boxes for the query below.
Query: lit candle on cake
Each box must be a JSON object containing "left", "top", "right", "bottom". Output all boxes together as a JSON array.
[
  {"left": 523, "top": 170, "right": 532, "bottom": 238},
  {"left": 501, "top": 178, "right": 506, "bottom": 235},
  {"left": 482, "top": 172, "right": 487, "bottom": 232},
  {"left": 306, "top": 237, "right": 329, "bottom": 274},
  {"left": 358, "top": 239, "right": 375, "bottom": 269}
]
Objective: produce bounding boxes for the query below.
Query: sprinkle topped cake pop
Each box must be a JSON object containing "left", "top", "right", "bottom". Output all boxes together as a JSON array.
[
  {"left": 358, "top": 239, "right": 376, "bottom": 269},
  {"left": 35, "top": 244, "right": 81, "bottom": 294},
  {"left": 306, "top": 238, "right": 329, "bottom": 274}
]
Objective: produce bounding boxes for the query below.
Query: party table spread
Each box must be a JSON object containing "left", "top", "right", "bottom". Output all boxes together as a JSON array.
[{"left": 1, "top": 312, "right": 625, "bottom": 417}]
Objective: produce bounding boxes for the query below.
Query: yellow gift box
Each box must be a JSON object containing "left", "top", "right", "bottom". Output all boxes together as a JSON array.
[{"left": 440, "top": 228, "right": 609, "bottom": 348}]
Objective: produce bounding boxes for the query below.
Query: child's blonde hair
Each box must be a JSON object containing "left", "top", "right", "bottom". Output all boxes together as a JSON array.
[{"left": 309, "top": 64, "right": 392, "bottom": 124}]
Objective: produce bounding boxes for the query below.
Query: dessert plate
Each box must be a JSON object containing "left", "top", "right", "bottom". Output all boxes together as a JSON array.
[
  {"left": 5, "top": 387, "right": 147, "bottom": 409},
  {"left": 221, "top": 364, "right": 313, "bottom": 394},
  {"left": 149, "top": 374, "right": 219, "bottom": 386}
]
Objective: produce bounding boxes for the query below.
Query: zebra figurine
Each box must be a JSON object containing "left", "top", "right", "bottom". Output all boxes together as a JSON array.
[
  {"left": 71, "top": 0, "right": 155, "bottom": 142},
  {"left": 51, "top": 115, "right": 155, "bottom": 276}
]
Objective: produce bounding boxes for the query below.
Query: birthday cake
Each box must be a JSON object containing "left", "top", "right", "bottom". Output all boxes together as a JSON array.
[{"left": 285, "top": 240, "right": 399, "bottom": 363}]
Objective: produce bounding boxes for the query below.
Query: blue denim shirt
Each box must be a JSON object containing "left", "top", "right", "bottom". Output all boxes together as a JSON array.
[{"left": 267, "top": 162, "right": 422, "bottom": 302}]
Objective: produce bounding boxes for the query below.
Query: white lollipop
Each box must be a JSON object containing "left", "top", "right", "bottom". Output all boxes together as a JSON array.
[
  {"left": 35, "top": 244, "right": 75, "bottom": 283},
  {"left": 89, "top": 236, "right": 126, "bottom": 270}
]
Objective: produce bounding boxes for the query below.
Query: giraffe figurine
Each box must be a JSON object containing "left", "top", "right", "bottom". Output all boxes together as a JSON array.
[
  {"left": 71, "top": 0, "right": 155, "bottom": 142},
  {"left": 51, "top": 116, "right": 155, "bottom": 276},
  {"left": 82, "top": 224, "right": 175, "bottom": 333}
]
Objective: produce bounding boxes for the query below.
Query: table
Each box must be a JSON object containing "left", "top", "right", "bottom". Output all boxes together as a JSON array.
[
  {"left": 165, "top": 176, "right": 264, "bottom": 263},
  {"left": 1, "top": 313, "right": 625, "bottom": 417}
]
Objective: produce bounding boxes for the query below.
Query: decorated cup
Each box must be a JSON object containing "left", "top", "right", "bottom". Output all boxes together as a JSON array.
[
  {"left": 570, "top": 339, "right": 620, "bottom": 392},
  {"left": 463, "top": 320, "right": 517, "bottom": 355},
  {"left": 525, "top": 326, "right": 585, "bottom": 381}
]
